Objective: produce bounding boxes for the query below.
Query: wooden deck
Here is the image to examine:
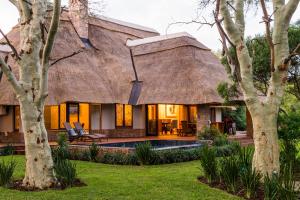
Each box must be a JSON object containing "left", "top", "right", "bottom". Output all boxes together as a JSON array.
[{"left": 0, "top": 132, "right": 253, "bottom": 155}]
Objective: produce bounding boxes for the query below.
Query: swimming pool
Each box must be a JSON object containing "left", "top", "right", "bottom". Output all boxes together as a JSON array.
[{"left": 100, "top": 140, "right": 202, "bottom": 150}]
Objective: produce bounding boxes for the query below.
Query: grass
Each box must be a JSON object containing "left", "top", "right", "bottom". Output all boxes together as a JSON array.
[{"left": 0, "top": 156, "right": 241, "bottom": 200}]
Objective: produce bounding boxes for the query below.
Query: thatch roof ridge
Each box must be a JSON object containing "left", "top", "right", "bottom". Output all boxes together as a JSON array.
[
  {"left": 94, "top": 15, "right": 158, "bottom": 34},
  {"left": 128, "top": 34, "right": 210, "bottom": 56},
  {"left": 127, "top": 32, "right": 196, "bottom": 47}
]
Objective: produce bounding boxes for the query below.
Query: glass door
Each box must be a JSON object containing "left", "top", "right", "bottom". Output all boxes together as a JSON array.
[{"left": 146, "top": 105, "right": 158, "bottom": 136}]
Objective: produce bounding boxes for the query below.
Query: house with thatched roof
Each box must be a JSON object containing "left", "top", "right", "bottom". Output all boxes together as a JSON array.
[{"left": 0, "top": 0, "right": 232, "bottom": 143}]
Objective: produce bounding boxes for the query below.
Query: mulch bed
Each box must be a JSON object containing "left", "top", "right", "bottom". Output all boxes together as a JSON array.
[
  {"left": 9, "top": 178, "right": 86, "bottom": 191},
  {"left": 197, "top": 176, "right": 264, "bottom": 200}
]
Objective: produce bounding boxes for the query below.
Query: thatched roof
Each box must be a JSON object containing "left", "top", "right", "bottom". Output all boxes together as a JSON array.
[
  {"left": 129, "top": 33, "right": 227, "bottom": 105},
  {"left": 0, "top": 9, "right": 228, "bottom": 106}
]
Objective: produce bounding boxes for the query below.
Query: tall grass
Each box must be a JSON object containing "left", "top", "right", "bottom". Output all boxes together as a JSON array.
[
  {"left": 135, "top": 141, "right": 153, "bottom": 165},
  {"left": 54, "top": 159, "right": 77, "bottom": 187},
  {"left": 199, "top": 145, "right": 218, "bottom": 183},
  {"left": 219, "top": 155, "right": 240, "bottom": 193},
  {"left": 0, "top": 159, "right": 16, "bottom": 187}
]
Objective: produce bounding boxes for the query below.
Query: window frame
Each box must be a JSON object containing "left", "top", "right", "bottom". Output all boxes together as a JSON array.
[{"left": 115, "top": 104, "right": 133, "bottom": 129}]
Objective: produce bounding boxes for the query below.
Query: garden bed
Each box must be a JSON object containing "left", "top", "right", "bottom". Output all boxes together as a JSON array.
[
  {"left": 197, "top": 176, "right": 264, "bottom": 200},
  {"left": 9, "top": 178, "right": 86, "bottom": 191}
]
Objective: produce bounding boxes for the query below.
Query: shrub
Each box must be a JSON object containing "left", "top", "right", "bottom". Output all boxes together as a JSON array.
[
  {"left": 238, "top": 146, "right": 254, "bottom": 170},
  {"left": 213, "top": 135, "right": 229, "bottom": 146},
  {"left": 278, "top": 163, "right": 297, "bottom": 200},
  {"left": 135, "top": 141, "right": 153, "bottom": 165},
  {"left": 54, "top": 159, "right": 77, "bottom": 187},
  {"left": 219, "top": 155, "right": 240, "bottom": 193},
  {"left": 57, "top": 133, "right": 68, "bottom": 147},
  {"left": 124, "top": 153, "right": 139, "bottom": 165},
  {"left": 100, "top": 152, "right": 129, "bottom": 165},
  {"left": 199, "top": 145, "right": 218, "bottom": 183},
  {"left": 213, "top": 141, "right": 240, "bottom": 157},
  {"left": 264, "top": 173, "right": 279, "bottom": 200},
  {"left": 0, "top": 144, "right": 15, "bottom": 156},
  {"left": 89, "top": 143, "right": 100, "bottom": 161},
  {"left": 198, "top": 126, "right": 222, "bottom": 141},
  {"left": 240, "top": 168, "right": 261, "bottom": 199},
  {"left": 52, "top": 133, "right": 69, "bottom": 162},
  {"left": 52, "top": 145, "right": 69, "bottom": 163},
  {"left": 0, "top": 159, "right": 16, "bottom": 187}
]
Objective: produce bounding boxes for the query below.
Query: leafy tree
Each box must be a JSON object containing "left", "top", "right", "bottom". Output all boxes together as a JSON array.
[
  {"left": 220, "top": 23, "right": 300, "bottom": 97},
  {"left": 199, "top": 0, "right": 300, "bottom": 177}
]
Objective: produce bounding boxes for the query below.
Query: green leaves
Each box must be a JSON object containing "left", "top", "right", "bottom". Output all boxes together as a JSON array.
[
  {"left": 0, "top": 159, "right": 16, "bottom": 187},
  {"left": 199, "top": 145, "right": 218, "bottom": 183}
]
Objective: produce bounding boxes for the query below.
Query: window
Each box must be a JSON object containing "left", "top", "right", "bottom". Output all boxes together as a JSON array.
[
  {"left": 44, "top": 106, "right": 59, "bottom": 129},
  {"left": 210, "top": 108, "right": 216, "bottom": 123},
  {"left": 59, "top": 103, "right": 67, "bottom": 129},
  {"left": 63, "top": 103, "right": 90, "bottom": 129},
  {"left": 14, "top": 106, "right": 20, "bottom": 130},
  {"left": 79, "top": 103, "right": 89, "bottom": 129},
  {"left": 189, "top": 106, "right": 197, "bottom": 123},
  {"left": 116, "top": 104, "right": 132, "bottom": 128},
  {"left": 14, "top": 103, "right": 90, "bottom": 131},
  {"left": 68, "top": 103, "right": 79, "bottom": 128}
]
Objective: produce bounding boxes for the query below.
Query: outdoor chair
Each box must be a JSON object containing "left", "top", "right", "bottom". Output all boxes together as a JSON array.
[
  {"left": 73, "top": 122, "right": 108, "bottom": 142},
  {"left": 63, "top": 122, "right": 80, "bottom": 142}
]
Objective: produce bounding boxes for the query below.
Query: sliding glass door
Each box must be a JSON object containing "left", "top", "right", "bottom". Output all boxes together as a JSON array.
[{"left": 146, "top": 105, "right": 158, "bottom": 136}]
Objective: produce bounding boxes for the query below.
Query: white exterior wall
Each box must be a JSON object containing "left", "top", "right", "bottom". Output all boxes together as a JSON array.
[
  {"left": 0, "top": 106, "right": 14, "bottom": 133},
  {"left": 90, "top": 104, "right": 101, "bottom": 130},
  {"left": 215, "top": 108, "right": 222, "bottom": 122},
  {"left": 101, "top": 104, "right": 115, "bottom": 129},
  {"left": 133, "top": 105, "right": 145, "bottom": 129}
]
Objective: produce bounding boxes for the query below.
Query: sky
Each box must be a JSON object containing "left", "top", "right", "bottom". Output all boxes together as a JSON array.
[{"left": 0, "top": 0, "right": 299, "bottom": 51}]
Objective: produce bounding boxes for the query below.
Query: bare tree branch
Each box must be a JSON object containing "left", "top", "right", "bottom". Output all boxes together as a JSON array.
[
  {"left": 9, "top": 0, "right": 18, "bottom": 7},
  {"left": 50, "top": 50, "right": 83, "bottom": 66},
  {"left": 166, "top": 18, "right": 215, "bottom": 35},
  {"left": 0, "top": 28, "right": 20, "bottom": 60},
  {"left": 260, "top": 0, "right": 275, "bottom": 72},
  {"left": 41, "top": 0, "right": 61, "bottom": 68},
  {"left": 283, "top": 0, "right": 300, "bottom": 22},
  {"left": 0, "top": 56, "right": 23, "bottom": 95},
  {"left": 18, "top": 0, "right": 32, "bottom": 23},
  {"left": 37, "top": 0, "right": 61, "bottom": 104},
  {"left": 220, "top": 0, "right": 258, "bottom": 102},
  {"left": 234, "top": 0, "right": 245, "bottom": 36}
]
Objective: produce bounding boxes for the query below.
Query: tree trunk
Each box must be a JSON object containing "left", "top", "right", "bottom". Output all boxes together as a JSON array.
[
  {"left": 20, "top": 100, "right": 56, "bottom": 189},
  {"left": 251, "top": 109, "right": 280, "bottom": 176}
]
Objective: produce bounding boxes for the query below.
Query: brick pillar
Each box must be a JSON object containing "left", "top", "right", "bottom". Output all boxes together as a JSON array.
[
  {"left": 197, "top": 104, "right": 210, "bottom": 133},
  {"left": 69, "top": 0, "right": 89, "bottom": 39}
]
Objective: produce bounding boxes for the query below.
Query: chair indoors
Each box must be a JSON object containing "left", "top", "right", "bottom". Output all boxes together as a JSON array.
[
  {"left": 178, "top": 121, "right": 193, "bottom": 136},
  {"left": 73, "top": 122, "right": 108, "bottom": 142},
  {"left": 170, "top": 120, "right": 178, "bottom": 135}
]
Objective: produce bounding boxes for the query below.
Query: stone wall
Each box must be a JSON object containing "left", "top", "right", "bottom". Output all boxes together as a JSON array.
[
  {"left": 196, "top": 104, "right": 211, "bottom": 133},
  {"left": 96, "top": 129, "right": 146, "bottom": 138}
]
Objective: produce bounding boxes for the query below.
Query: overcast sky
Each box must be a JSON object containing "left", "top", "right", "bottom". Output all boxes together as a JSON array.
[{"left": 0, "top": 0, "right": 299, "bottom": 51}]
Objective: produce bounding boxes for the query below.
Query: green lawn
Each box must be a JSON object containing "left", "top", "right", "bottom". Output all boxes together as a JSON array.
[{"left": 0, "top": 156, "right": 241, "bottom": 200}]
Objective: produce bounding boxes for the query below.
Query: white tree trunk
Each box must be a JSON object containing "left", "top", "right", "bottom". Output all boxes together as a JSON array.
[
  {"left": 0, "top": 0, "right": 61, "bottom": 189},
  {"left": 219, "top": 0, "right": 300, "bottom": 177},
  {"left": 251, "top": 109, "right": 280, "bottom": 175},
  {"left": 20, "top": 100, "right": 56, "bottom": 188}
]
